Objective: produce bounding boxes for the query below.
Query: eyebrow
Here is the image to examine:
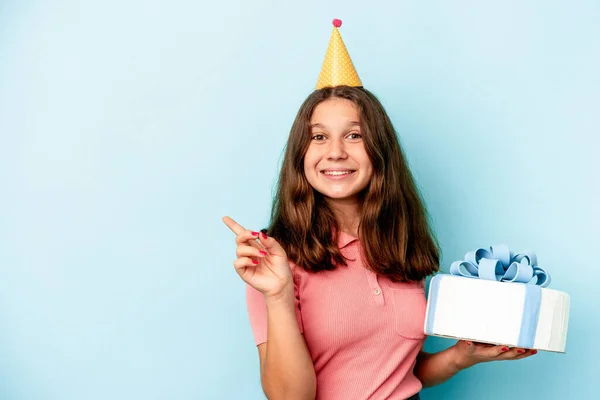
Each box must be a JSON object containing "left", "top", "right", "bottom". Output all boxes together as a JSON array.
[{"left": 310, "top": 121, "right": 361, "bottom": 129}]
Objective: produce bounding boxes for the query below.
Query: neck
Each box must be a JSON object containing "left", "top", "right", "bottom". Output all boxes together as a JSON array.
[{"left": 328, "top": 199, "right": 361, "bottom": 237}]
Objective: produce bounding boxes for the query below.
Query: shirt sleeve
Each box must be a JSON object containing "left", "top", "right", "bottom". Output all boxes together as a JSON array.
[{"left": 245, "top": 267, "right": 304, "bottom": 346}]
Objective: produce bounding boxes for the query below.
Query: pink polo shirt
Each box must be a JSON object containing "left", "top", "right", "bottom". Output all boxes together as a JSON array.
[{"left": 246, "top": 232, "right": 427, "bottom": 399}]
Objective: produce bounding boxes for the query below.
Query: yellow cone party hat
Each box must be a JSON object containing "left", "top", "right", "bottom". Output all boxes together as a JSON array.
[{"left": 316, "top": 19, "right": 362, "bottom": 90}]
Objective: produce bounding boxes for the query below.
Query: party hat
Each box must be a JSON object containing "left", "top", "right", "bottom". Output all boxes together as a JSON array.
[{"left": 315, "top": 19, "right": 363, "bottom": 90}]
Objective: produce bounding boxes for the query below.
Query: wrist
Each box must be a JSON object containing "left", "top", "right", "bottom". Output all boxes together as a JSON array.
[{"left": 264, "top": 283, "right": 294, "bottom": 306}]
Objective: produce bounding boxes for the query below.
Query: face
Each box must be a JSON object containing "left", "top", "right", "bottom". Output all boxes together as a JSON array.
[{"left": 304, "top": 98, "right": 374, "bottom": 205}]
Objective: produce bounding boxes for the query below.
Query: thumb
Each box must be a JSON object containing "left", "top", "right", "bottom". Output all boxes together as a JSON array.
[
  {"left": 258, "top": 231, "right": 286, "bottom": 257},
  {"left": 463, "top": 340, "right": 476, "bottom": 355}
]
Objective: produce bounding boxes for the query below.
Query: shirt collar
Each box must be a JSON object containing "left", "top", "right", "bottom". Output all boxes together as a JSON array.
[{"left": 337, "top": 230, "right": 359, "bottom": 249}]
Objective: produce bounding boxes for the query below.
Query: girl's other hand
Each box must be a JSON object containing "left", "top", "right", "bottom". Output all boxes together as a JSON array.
[
  {"left": 222, "top": 216, "right": 293, "bottom": 300},
  {"left": 452, "top": 340, "right": 537, "bottom": 370}
]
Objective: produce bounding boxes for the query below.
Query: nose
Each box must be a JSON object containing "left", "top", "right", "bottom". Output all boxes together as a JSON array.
[{"left": 326, "top": 137, "right": 347, "bottom": 160}]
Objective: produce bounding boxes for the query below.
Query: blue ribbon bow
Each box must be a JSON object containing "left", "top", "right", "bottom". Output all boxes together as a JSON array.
[{"left": 449, "top": 244, "right": 551, "bottom": 287}]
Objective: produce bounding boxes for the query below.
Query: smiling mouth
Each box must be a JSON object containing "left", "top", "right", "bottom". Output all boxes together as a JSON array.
[{"left": 321, "top": 170, "right": 356, "bottom": 177}]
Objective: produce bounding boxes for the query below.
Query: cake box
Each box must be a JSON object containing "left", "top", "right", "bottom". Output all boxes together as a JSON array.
[{"left": 424, "top": 245, "right": 570, "bottom": 353}]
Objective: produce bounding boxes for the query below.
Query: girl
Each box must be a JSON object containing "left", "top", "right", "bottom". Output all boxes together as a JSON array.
[{"left": 223, "top": 21, "right": 535, "bottom": 400}]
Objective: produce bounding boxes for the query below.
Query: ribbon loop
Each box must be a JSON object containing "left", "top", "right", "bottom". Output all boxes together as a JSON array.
[{"left": 449, "top": 245, "right": 551, "bottom": 288}]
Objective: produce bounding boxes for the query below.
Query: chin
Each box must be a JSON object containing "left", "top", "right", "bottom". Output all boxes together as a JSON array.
[{"left": 320, "top": 191, "right": 359, "bottom": 201}]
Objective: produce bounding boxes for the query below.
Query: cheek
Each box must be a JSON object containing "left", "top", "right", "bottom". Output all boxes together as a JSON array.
[
  {"left": 303, "top": 158, "right": 314, "bottom": 183},
  {"left": 362, "top": 162, "right": 374, "bottom": 182},
  {"left": 303, "top": 156, "right": 310, "bottom": 173},
  {"left": 303, "top": 163, "right": 311, "bottom": 180},
  {"left": 303, "top": 150, "right": 318, "bottom": 171},
  {"left": 365, "top": 159, "right": 374, "bottom": 175},
  {"left": 358, "top": 153, "right": 373, "bottom": 174}
]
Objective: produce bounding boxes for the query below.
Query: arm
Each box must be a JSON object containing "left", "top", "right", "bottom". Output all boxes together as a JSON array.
[
  {"left": 414, "top": 341, "right": 537, "bottom": 387},
  {"left": 222, "top": 217, "right": 316, "bottom": 400},
  {"left": 414, "top": 346, "right": 465, "bottom": 387},
  {"left": 258, "top": 288, "right": 316, "bottom": 400}
]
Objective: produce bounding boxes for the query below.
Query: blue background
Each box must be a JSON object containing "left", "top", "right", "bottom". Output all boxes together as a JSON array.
[{"left": 1, "top": 1, "right": 598, "bottom": 399}]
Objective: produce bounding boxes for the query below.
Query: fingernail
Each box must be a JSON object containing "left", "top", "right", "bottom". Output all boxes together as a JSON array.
[
  {"left": 532, "top": 350, "right": 538, "bottom": 355},
  {"left": 502, "top": 347, "right": 509, "bottom": 352},
  {"left": 251, "top": 231, "right": 259, "bottom": 236},
  {"left": 261, "top": 232, "right": 268, "bottom": 239},
  {"left": 259, "top": 250, "right": 267, "bottom": 256},
  {"left": 466, "top": 341, "right": 472, "bottom": 346},
  {"left": 252, "top": 259, "right": 259, "bottom": 264},
  {"left": 517, "top": 349, "right": 524, "bottom": 354}
]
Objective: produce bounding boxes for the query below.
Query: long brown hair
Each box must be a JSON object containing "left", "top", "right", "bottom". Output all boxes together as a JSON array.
[{"left": 266, "top": 86, "right": 439, "bottom": 282}]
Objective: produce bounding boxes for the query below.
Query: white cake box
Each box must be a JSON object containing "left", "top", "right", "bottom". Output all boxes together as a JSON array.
[{"left": 423, "top": 246, "right": 570, "bottom": 353}]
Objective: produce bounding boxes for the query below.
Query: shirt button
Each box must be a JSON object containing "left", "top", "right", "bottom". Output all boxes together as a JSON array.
[{"left": 373, "top": 288, "right": 381, "bottom": 295}]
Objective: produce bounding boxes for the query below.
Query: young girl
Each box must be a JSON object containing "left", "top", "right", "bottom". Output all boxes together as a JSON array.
[{"left": 223, "top": 20, "right": 535, "bottom": 400}]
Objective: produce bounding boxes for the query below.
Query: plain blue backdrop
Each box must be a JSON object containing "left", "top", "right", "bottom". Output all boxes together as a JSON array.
[{"left": 1, "top": 1, "right": 598, "bottom": 399}]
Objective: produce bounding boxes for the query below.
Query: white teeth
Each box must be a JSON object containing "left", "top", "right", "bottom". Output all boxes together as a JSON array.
[{"left": 323, "top": 171, "right": 353, "bottom": 176}]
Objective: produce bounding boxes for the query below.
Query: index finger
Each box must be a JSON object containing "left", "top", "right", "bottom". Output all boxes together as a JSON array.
[{"left": 222, "top": 216, "right": 246, "bottom": 235}]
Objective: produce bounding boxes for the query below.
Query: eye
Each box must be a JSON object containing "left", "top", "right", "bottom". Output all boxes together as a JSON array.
[
  {"left": 311, "top": 134, "right": 326, "bottom": 141},
  {"left": 347, "top": 132, "right": 362, "bottom": 140}
]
